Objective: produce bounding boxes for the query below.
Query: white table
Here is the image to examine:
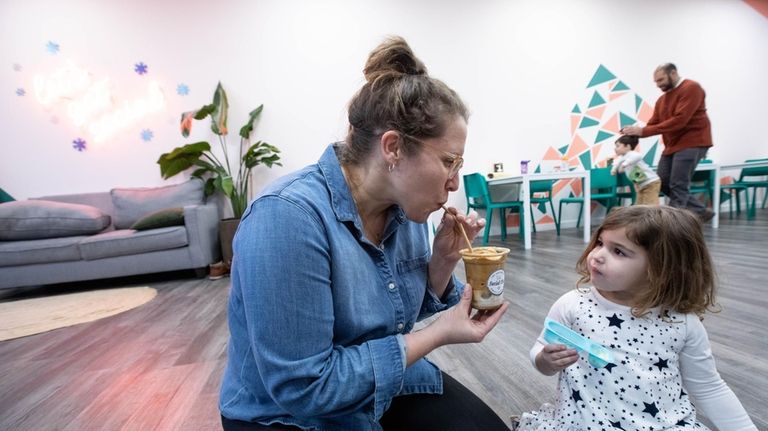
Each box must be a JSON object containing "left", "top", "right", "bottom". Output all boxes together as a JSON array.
[{"left": 488, "top": 171, "right": 591, "bottom": 249}]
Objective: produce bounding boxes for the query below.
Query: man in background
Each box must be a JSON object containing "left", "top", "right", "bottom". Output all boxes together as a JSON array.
[{"left": 621, "top": 63, "right": 714, "bottom": 222}]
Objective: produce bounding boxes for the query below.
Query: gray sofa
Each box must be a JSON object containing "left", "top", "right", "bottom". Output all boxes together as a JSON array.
[{"left": 0, "top": 179, "right": 220, "bottom": 289}]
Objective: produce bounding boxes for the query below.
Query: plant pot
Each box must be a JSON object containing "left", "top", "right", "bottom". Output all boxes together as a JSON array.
[{"left": 219, "top": 218, "right": 240, "bottom": 265}]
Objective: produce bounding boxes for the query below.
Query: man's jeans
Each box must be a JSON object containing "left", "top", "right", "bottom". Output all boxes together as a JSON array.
[{"left": 656, "top": 147, "right": 709, "bottom": 214}]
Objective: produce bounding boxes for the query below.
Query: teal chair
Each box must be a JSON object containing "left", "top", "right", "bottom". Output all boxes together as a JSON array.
[
  {"left": 615, "top": 173, "right": 636, "bottom": 206},
  {"left": 463, "top": 173, "right": 525, "bottom": 245},
  {"left": 557, "top": 167, "right": 617, "bottom": 234},
  {"left": 529, "top": 180, "right": 559, "bottom": 235},
  {"left": 720, "top": 158, "right": 768, "bottom": 219}
]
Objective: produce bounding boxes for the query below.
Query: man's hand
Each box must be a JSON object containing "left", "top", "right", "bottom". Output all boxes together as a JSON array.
[{"left": 620, "top": 126, "right": 643, "bottom": 136}]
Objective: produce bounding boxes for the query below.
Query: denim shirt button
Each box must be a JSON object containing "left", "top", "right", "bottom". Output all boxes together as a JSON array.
[
  {"left": 397, "top": 322, "right": 404, "bottom": 331},
  {"left": 388, "top": 282, "right": 396, "bottom": 291}
]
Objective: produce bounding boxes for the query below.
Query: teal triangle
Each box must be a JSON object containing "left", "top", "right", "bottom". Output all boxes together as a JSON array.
[
  {"left": 619, "top": 112, "right": 636, "bottom": 128},
  {"left": 595, "top": 130, "right": 614, "bottom": 143},
  {"left": 579, "top": 116, "right": 600, "bottom": 128},
  {"left": 579, "top": 151, "right": 592, "bottom": 169},
  {"left": 588, "top": 91, "right": 606, "bottom": 108},
  {"left": 635, "top": 94, "right": 643, "bottom": 112},
  {"left": 643, "top": 141, "right": 658, "bottom": 166},
  {"left": 536, "top": 202, "right": 546, "bottom": 212},
  {"left": 613, "top": 80, "right": 630, "bottom": 91},
  {"left": 587, "top": 64, "right": 616, "bottom": 88},
  {"left": 572, "top": 104, "right": 581, "bottom": 114},
  {"left": 558, "top": 144, "right": 569, "bottom": 155},
  {"left": 534, "top": 165, "right": 541, "bottom": 174}
]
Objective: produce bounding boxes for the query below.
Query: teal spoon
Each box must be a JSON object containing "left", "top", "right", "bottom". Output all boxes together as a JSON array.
[{"left": 543, "top": 318, "right": 614, "bottom": 368}]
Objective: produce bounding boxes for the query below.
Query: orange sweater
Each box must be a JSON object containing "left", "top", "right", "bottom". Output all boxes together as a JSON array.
[{"left": 643, "top": 79, "right": 713, "bottom": 155}]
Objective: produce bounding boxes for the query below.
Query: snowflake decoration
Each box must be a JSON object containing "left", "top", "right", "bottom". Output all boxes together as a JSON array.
[
  {"left": 16, "top": 88, "right": 25, "bottom": 96},
  {"left": 140, "top": 129, "right": 154, "bottom": 142},
  {"left": 134, "top": 62, "right": 148, "bottom": 75},
  {"left": 13, "top": 63, "right": 23, "bottom": 72},
  {"left": 72, "top": 138, "right": 87, "bottom": 152},
  {"left": 46, "top": 41, "right": 60, "bottom": 55},
  {"left": 176, "top": 83, "right": 190, "bottom": 96}
]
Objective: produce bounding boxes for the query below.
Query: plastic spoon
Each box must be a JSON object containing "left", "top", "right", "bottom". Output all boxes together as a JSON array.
[
  {"left": 442, "top": 205, "right": 473, "bottom": 252},
  {"left": 542, "top": 318, "right": 614, "bottom": 368}
]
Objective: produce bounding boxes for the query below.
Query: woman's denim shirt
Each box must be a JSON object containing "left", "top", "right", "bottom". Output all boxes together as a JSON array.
[{"left": 220, "top": 144, "right": 463, "bottom": 430}]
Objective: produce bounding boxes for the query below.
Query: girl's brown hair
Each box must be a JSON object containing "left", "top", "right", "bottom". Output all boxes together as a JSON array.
[
  {"left": 341, "top": 36, "right": 469, "bottom": 165},
  {"left": 576, "top": 206, "right": 718, "bottom": 318}
]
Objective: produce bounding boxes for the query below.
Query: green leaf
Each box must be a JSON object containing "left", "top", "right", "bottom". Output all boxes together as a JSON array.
[
  {"left": 239, "top": 104, "right": 264, "bottom": 139},
  {"left": 243, "top": 141, "right": 282, "bottom": 169},
  {"left": 156, "top": 142, "right": 212, "bottom": 178},
  {"left": 211, "top": 82, "right": 229, "bottom": 136}
]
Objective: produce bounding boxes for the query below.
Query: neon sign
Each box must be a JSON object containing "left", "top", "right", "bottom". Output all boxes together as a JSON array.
[{"left": 33, "top": 60, "right": 166, "bottom": 143}]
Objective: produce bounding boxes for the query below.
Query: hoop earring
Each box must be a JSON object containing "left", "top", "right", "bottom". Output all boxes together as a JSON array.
[{"left": 388, "top": 163, "right": 395, "bottom": 173}]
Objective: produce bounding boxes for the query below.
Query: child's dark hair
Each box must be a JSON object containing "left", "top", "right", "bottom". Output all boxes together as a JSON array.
[
  {"left": 576, "top": 206, "right": 718, "bottom": 318},
  {"left": 616, "top": 135, "right": 639, "bottom": 150}
]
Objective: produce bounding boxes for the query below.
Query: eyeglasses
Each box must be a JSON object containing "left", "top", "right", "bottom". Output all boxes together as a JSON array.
[{"left": 400, "top": 133, "right": 464, "bottom": 180}]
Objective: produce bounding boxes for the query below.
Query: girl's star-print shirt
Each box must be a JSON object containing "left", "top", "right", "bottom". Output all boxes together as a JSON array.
[{"left": 520, "top": 288, "right": 756, "bottom": 431}]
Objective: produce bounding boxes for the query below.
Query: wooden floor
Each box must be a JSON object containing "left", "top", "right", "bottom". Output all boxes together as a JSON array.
[{"left": 1, "top": 210, "right": 766, "bottom": 431}]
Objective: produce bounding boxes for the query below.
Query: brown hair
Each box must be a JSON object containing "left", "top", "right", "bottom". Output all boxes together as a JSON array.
[
  {"left": 341, "top": 36, "right": 469, "bottom": 165},
  {"left": 616, "top": 135, "right": 639, "bottom": 150},
  {"left": 575, "top": 206, "right": 718, "bottom": 318}
]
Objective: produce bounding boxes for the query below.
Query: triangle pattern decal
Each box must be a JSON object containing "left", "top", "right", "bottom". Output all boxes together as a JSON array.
[
  {"left": 587, "top": 64, "right": 617, "bottom": 88},
  {"left": 572, "top": 104, "right": 581, "bottom": 114},
  {"left": 595, "top": 130, "right": 614, "bottom": 143},
  {"left": 588, "top": 91, "right": 606, "bottom": 108},
  {"left": 619, "top": 112, "right": 636, "bottom": 128},
  {"left": 613, "top": 80, "right": 630, "bottom": 91},
  {"left": 579, "top": 116, "right": 600, "bottom": 128}
]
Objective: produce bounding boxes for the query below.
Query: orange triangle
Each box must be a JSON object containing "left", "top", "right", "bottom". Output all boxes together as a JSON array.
[
  {"left": 568, "top": 158, "right": 581, "bottom": 168},
  {"left": 570, "top": 114, "right": 581, "bottom": 135},
  {"left": 566, "top": 135, "right": 588, "bottom": 159},
  {"left": 539, "top": 214, "right": 554, "bottom": 225},
  {"left": 602, "top": 113, "right": 619, "bottom": 133},
  {"left": 638, "top": 101, "right": 654, "bottom": 123},
  {"left": 553, "top": 179, "right": 569, "bottom": 196},
  {"left": 586, "top": 106, "right": 606, "bottom": 120},
  {"left": 591, "top": 143, "right": 603, "bottom": 162},
  {"left": 506, "top": 213, "right": 520, "bottom": 228},
  {"left": 607, "top": 80, "right": 618, "bottom": 90},
  {"left": 571, "top": 178, "right": 583, "bottom": 196},
  {"left": 609, "top": 91, "right": 627, "bottom": 101},
  {"left": 543, "top": 146, "right": 562, "bottom": 161}
]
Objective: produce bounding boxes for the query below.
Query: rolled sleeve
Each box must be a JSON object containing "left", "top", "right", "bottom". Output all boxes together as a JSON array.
[{"left": 368, "top": 336, "right": 406, "bottom": 419}]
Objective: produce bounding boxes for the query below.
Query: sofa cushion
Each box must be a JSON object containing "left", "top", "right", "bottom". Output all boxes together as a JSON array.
[
  {"left": 0, "top": 236, "right": 85, "bottom": 267},
  {"left": 111, "top": 179, "right": 204, "bottom": 229},
  {"left": 130, "top": 207, "right": 185, "bottom": 231},
  {"left": 0, "top": 200, "right": 111, "bottom": 240},
  {"left": 78, "top": 227, "right": 189, "bottom": 260}
]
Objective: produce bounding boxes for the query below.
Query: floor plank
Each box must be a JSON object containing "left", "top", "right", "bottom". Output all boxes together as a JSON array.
[{"left": 1, "top": 209, "right": 766, "bottom": 430}]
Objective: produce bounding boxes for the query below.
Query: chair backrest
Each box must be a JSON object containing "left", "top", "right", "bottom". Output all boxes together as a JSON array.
[
  {"left": 529, "top": 180, "right": 554, "bottom": 195},
  {"left": 590, "top": 167, "right": 617, "bottom": 192},
  {"left": 463, "top": 173, "right": 491, "bottom": 208},
  {"left": 740, "top": 158, "right": 768, "bottom": 180}
]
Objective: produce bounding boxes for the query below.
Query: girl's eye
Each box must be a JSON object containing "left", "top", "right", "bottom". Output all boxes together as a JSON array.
[
  {"left": 613, "top": 248, "right": 625, "bottom": 256},
  {"left": 595, "top": 239, "right": 603, "bottom": 247}
]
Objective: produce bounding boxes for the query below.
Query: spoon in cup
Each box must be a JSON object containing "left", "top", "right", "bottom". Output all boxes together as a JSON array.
[{"left": 441, "top": 205, "right": 474, "bottom": 252}]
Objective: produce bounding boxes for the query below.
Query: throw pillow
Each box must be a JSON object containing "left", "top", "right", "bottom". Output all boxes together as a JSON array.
[
  {"left": 111, "top": 178, "right": 204, "bottom": 229},
  {"left": 0, "top": 200, "right": 111, "bottom": 240},
  {"left": 130, "top": 207, "right": 185, "bottom": 231}
]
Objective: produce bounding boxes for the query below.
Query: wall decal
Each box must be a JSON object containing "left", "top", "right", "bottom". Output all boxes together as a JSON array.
[
  {"left": 46, "top": 41, "right": 60, "bottom": 55},
  {"left": 72, "top": 138, "right": 87, "bottom": 152},
  {"left": 141, "top": 129, "right": 154, "bottom": 142},
  {"left": 134, "top": 62, "right": 148, "bottom": 75},
  {"left": 176, "top": 83, "right": 190, "bottom": 96},
  {"left": 16, "top": 88, "right": 25, "bottom": 96},
  {"left": 13, "top": 63, "right": 23, "bottom": 72}
]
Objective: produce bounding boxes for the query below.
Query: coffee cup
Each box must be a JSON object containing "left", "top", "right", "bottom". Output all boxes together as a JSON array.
[{"left": 459, "top": 246, "right": 510, "bottom": 310}]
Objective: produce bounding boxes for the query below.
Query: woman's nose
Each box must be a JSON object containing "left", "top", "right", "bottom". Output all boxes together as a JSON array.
[{"left": 447, "top": 174, "right": 460, "bottom": 192}]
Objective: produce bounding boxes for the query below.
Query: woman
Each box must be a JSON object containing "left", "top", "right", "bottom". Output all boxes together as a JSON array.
[{"left": 220, "top": 36, "right": 510, "bottom": 431}]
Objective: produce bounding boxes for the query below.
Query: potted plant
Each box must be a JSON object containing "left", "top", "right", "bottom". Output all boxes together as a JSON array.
[{"left": 157, "top": 82, "right": 281, "bottom": 267}]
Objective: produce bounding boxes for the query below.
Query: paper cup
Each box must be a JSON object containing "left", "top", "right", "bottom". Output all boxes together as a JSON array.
[{"left": 459, "top": 246, "right": 510, "bottom": 310}]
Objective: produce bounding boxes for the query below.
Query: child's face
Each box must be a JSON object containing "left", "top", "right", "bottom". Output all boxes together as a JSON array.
[
  {"left": 587, "top": 227, "right": 649, "bottom": 306},
  {"left": 614, "top": 142, "right": 631, "bottom": 156}
]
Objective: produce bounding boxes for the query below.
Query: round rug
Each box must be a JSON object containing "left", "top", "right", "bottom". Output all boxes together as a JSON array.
[{"left": 0, "top": 286, "right": 157, "bottom": 341}]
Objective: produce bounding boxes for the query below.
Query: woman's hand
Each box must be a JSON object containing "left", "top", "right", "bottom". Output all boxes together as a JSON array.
[
  {"left": 404, "top": 285, "right": 508, "bottom": 366},
  {"left": 535, "top": 344, "right": 579, "bottom": 376},
  {"left": 433, "top": 207, "right": 485, "bottom": 263}
]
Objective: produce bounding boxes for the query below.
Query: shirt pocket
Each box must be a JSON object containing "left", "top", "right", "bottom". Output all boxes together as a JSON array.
[{"left": 396, "top": 252, "right": 429, "bottom": 319}]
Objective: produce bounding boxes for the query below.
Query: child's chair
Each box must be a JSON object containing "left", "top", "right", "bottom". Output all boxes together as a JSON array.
[
  {"left": 557, "top": 167, "right": 617, "bottom": 234},
  {"left": 529, "top": 180, "right": 559, "bottom": 235},
  {"left": 463, "top": 173, "right": 525, "bottom": 245}
]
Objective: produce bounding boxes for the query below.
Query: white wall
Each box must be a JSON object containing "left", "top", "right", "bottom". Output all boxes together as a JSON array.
[{"left": 2, "top": 0, "right": 767, "bottom": 216}]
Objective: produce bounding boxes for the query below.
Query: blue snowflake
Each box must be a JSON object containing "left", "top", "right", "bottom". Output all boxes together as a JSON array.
[
  {"left": 46, "top": 41, "right": 60, "bottom": 55},
  {"left": 16, "top": 88, "right": 25, "bottom": 96},
  {"left": 13, "top": 63, "right": 23, "bottom": 72},
  {"left": 140, "top": 129, "right": 154, "bottom": 142},
  {"left": 134, "top": 62, "right": 148, "bottom": 75},
  {"left": 72, "top": 138, "right": 87, "bottom": 152},
  {"left": 176, "top": 83, "right": 190, "bottom": 96}
]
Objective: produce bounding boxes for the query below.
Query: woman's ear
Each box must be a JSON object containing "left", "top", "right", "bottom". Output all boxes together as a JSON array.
[{"left": 380, "top": 130, "right": 401, "bottom": 166}]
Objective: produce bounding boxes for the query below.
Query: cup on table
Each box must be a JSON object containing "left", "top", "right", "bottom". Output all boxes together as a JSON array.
[
  {"left": 520, "top": 160, "right": 530, "bottom": 174},
  {"left": 459, "top": 246, "right": 510, "bottom": 310}
]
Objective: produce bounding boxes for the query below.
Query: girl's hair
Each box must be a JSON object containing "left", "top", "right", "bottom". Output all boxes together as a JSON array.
[
  {"left": 576, "top": 206, "right": 718, "bottom": 318},
  {"left": 341, "top": 36, "right": 469, "bottom": 165}
]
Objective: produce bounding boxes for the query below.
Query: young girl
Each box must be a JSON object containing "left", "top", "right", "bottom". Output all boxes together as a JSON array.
[{"left": 517, "top": 206, "right": 756, "bottom": 430}]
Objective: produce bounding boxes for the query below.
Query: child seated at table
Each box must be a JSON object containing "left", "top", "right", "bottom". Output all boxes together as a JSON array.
[{"left": 610, "top": 135, "right": 661, "bottom": 205}]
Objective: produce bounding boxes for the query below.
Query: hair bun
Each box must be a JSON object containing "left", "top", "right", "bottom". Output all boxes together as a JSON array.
[{"left": 363, "top": 36, "right": 428, "bottom": 83}]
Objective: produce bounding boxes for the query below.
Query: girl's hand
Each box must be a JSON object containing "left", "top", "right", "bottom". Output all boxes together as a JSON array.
[
  {"left": 433, "top": 207, "right": 485, "bottom": 263},
  {"left": 536, "top": 344, "right": 579, "bottom": 376}
]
